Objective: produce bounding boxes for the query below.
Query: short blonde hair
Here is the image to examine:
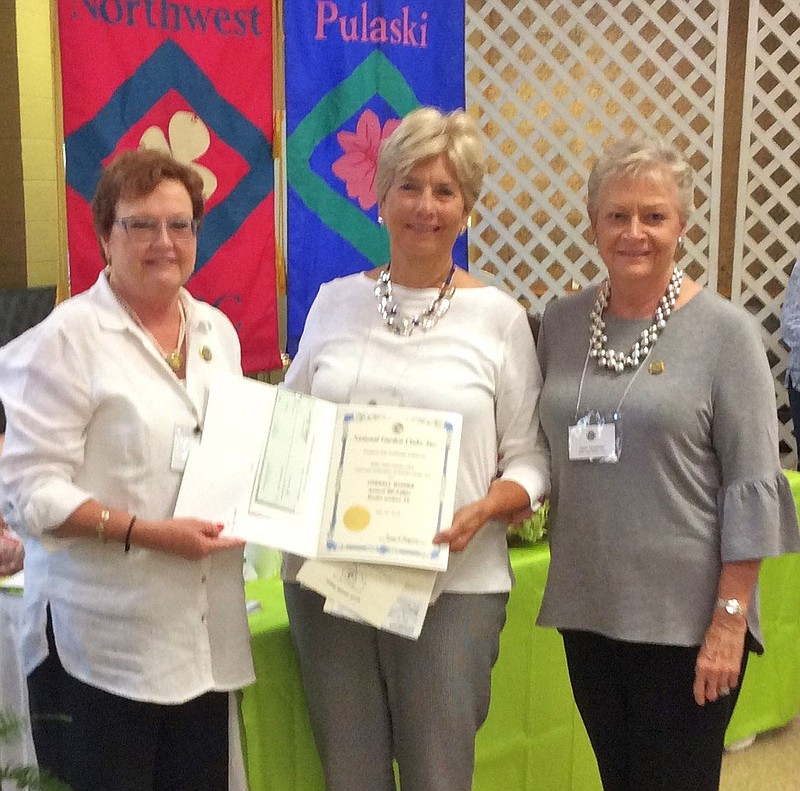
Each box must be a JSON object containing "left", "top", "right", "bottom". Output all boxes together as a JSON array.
[
  {"left": 376, "top": 107, "right": 485, "bottom": 212},
  {"left": 587, "top": 133, "right": 694, "bottom": 223}
]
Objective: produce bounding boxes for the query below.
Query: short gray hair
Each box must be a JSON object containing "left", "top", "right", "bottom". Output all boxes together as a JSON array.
[
  {"left": 376, "top": 107, "right": 486, "bottom": 212},
  {"left": 587, "top": 133, "right": 694, "bottom": 223}
]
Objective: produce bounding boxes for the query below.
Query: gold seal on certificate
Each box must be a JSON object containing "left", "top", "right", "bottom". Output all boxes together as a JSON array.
[{"left": 343, "top": 505, "right": 371, "bottom": 532}]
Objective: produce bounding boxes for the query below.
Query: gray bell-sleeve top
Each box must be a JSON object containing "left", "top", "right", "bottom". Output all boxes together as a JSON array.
[{"left": 536, "top": 286, "right": 800, "bottom": 649}]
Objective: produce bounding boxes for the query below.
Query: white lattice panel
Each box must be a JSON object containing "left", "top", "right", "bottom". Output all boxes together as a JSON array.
[
  {"left": 732, "top": 1, "right": 800, "bottom": 467},
  {"left": 465, "top": 0, "right": 727, "bottom": 311}
]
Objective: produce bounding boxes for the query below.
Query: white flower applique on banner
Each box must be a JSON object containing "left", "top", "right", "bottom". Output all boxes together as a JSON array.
[{"left": 140, "top": 111, "right": 218, "bottom": 200}]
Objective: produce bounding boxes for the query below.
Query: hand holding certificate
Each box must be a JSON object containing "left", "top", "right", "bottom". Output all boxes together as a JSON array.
[{"left": 175, "top": 373, "right": 462, "bottom": 571}]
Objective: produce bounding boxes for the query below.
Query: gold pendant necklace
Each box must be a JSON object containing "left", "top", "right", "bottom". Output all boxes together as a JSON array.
[
  {"left": 152, "top": 301, "right": 186, "bottom": 371},
  {"left": 109, "top": 277, "right": 186, "bottom": 373},
  {"left": 166, "top": 345, "right": 183, "bottom": 372}
]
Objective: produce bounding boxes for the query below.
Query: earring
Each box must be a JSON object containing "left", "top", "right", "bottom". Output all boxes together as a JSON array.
[
  {"left": 677, "top": 235, "right": 684, "bottom": 248},
  {"left": 377, "top": 215, "right": 384, "bottom": 225}
]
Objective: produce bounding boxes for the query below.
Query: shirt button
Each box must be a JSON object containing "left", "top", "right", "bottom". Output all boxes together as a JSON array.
[
  {"left": 201, "top": 614, "right": 207, "bottom": 623},
  {"left": 201, "top": 575, "right": 207, "bottom": 583}
]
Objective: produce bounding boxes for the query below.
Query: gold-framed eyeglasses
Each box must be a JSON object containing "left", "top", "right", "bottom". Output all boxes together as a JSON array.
[{"left": 115, "top": 216, "right": 200, "bottom": 243}]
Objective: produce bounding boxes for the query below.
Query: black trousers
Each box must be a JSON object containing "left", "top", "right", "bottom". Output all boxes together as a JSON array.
[
  {"left": 26, "top": 612, "right": 229, "bottom": 791},
  {"left": 788, "top": 375, "right": 800, "bottom": 470},
  {"left": 562, "top": 630, "right": 748, "bottom": 791}
]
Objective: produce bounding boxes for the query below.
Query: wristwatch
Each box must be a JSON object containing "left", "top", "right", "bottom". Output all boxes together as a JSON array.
[{"left": 716, "top": 597, "right": 747, "bottom": 616}]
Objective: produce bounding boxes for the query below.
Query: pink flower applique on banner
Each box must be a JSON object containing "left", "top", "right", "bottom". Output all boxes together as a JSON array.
[{"left": 332, "top": 110, "right": 400, "bottom": 210}]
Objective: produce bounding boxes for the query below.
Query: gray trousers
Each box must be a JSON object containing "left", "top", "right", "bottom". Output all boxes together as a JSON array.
[{"left": 284, "top": 583, "right": 509, "bottom": 791}]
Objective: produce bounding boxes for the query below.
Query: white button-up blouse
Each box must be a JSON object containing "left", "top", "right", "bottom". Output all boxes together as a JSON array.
[{"left": 0, "top": 273, "right": 254, "bottom": 703}]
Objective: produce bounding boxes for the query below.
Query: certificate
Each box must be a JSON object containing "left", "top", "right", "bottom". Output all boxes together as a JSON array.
[
  {"left": 296, "top": 559, "right": 438, "bottom": 640},
  {"left": 175, "top": 373, "right": 461, "bottom": 571}
]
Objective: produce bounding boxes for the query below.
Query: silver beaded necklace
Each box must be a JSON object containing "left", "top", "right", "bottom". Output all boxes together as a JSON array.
[
  {"left": 374, "top": 262, "right": 457, "bottom": 336},
  {"left": 589, "top": 266, "right": 683, "bottom": 373}
]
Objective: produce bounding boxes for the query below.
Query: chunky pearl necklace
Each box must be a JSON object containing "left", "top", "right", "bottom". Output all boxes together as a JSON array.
[
  {"left": 589, "top": 267, "right": 683, "bottom": 373},
  {"left": 374, "top": 262, "right": 456, "bottom": 336}
]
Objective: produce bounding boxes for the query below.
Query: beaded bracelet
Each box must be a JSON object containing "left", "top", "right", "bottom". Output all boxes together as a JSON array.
[{"left": 124, "top": 516, "right": 137, "bottom": 554}]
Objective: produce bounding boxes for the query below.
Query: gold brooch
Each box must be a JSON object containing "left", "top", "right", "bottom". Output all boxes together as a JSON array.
[
  {"left": 200, "top": 346, "right": 213, "bottom": 361},
  {"left": 648, "top": 360, "right": 665, "bottom": 375}
]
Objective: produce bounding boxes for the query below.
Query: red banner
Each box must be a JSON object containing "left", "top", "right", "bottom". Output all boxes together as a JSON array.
[{"left": 58, "top": 0, "right": 279, "bottom": 372}]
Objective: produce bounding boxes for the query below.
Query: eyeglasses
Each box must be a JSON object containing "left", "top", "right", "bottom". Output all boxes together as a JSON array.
[{"left": 114, "top": 216, "right": 199, "bottom": 243}]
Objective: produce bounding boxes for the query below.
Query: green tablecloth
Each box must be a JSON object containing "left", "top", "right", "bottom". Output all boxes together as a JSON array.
[
  {"left": 241, "top": 473, "right": 800, "bottom": 790},
  {"left": 241, "top": 545, "right": 600, "bottom": 791},
  {"left": 726, "top": 469, "right": 800, "bottom": 744}
]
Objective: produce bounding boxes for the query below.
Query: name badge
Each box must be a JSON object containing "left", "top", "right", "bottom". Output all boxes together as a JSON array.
[
  {"left": 568, "top": 423, "right": 617, "bottom": 462},
  {"left": 171, "top": 424, "right": 201, "bottom": 472}
]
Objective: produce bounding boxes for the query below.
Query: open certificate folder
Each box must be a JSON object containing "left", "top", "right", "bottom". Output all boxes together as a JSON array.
[{"left": 175, "top": 373, "right": 462, "bottom": 571}]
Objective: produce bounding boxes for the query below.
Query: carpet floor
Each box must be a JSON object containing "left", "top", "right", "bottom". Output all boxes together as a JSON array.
[{"left": 720, "top": 715, "right": 800, "bottom": 790}]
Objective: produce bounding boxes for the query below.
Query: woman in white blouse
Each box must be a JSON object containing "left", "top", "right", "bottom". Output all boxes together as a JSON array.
[
  {"left": 0, "top": 149, "right": 254, "bottom": 791},
  {"left": 282, "top": 107, "right": 549, "bottom": 791}
]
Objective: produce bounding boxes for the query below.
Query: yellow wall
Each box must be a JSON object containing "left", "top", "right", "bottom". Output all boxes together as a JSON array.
[
  {"left": 0, "top": 0, "right": 26, "bottom": 290},
  {"left": 16, "top": 0, "right": 64, "bottom": 290}
]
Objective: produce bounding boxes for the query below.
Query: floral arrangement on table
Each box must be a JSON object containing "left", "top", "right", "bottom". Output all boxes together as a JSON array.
[
  {"left": 507, "top": 499, "right": 549, "bottom": 545},
  {"left": 0, "top": 712, "right": 69, "bottom": 790}
]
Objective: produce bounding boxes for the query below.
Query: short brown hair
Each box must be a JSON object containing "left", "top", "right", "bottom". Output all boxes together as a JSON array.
[{"left": 91, "top": 148, "right": 205, "bottom": 241}]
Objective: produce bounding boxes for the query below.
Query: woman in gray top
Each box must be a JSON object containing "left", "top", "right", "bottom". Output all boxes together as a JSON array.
[{"left": 536, "top": 133, "right": 800, "bottom": 790}]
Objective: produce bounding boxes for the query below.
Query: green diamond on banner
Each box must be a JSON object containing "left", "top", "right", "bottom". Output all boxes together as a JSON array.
[{"left": 287, "top": 51, "right": 419, "bottom": 265}]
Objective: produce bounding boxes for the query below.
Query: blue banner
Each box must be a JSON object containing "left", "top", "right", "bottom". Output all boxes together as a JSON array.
[{"left": 285, "top": 0, "right": 466, "bottom": 354}]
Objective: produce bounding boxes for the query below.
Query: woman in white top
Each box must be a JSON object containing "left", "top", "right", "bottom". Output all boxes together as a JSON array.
[
  {"left": 283, "top": 107, "right": 549, "bottom": 791},
  {"left": 0, "top": 149, "right": 254, "bottom": 791}
]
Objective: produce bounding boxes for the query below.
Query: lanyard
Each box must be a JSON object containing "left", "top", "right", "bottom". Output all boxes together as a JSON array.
[{"left": 574, "top": 339, "right": 651, "bottom": 421}]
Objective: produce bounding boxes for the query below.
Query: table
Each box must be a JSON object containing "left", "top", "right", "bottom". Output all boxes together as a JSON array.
[
  {"left": 241, "top": 545, "right": 601, "bottom": 791},
  {"left": 726, "top": 469, "right": 800, "bottom": 745},
  {"left": 240, "top": 492, "right": 800, "bottom": 791}
]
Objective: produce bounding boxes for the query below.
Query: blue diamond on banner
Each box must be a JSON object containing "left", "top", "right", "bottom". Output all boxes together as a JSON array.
[{"left": 64, "top": 40, "right": 273, "bottom": 272}]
